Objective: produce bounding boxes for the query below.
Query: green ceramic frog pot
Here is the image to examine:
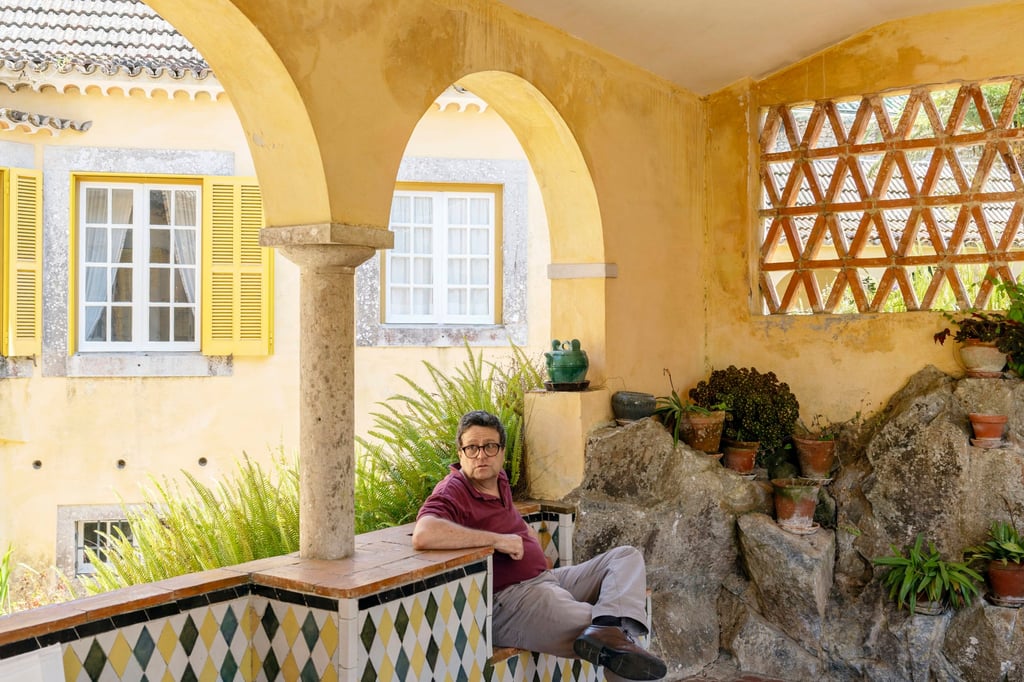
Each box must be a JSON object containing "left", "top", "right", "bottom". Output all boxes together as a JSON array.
[{"left": 545, "top": 339, "right": 589, "bottom": 384}]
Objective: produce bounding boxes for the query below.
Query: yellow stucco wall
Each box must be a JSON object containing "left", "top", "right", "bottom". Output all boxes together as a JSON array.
[
  {"left": 0, "top": 77, "right": 555, "bottom": 564},
  {"left": 704, "top": 3, "right": 1024, "bottom": 423}
]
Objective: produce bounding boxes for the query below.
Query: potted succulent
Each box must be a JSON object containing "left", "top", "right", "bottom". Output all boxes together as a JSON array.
[
  {"left": 792, "top": 415, "right": 840, "bottom": 479},
  {"left": 689, "top": 366, "right": 800, "bottom": 472},
  {"left": 873, "top": 535, "right": 982, "bottom": 615},
  {"left": 655, "top": 369, "right": 726, "bottom": 452},
  {"left": 965, "top": 518, "right": 1024, "bottom": 607}
]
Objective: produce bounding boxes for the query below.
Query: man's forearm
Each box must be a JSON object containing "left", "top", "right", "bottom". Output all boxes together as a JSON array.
[{"left": 412, "top": 515, "right": 499, "bottom": 550}]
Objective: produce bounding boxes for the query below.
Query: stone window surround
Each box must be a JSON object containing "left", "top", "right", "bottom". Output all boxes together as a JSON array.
[
  {"left": 40, "top": 146, "right": 236, "bottom": 378},
  {"left": 55, "top": 503, "right": 147, "bottom": 578},
  {"left": 356, "top": 157, "right": 529, "bottom": 347}
]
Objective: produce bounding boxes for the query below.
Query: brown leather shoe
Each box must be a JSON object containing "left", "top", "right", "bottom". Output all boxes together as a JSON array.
[{"left": 573, "top": 625, "right": 667, "bottom": 680}]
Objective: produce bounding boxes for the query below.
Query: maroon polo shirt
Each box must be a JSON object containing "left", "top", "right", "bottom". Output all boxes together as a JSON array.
[{"left": 417, "top": 464, "right": 548, "bottom": 592}]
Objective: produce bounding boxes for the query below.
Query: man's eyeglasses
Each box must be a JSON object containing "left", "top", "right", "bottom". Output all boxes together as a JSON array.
[{"left": 460, "top": 443, "right": 503, "bottom": 458}]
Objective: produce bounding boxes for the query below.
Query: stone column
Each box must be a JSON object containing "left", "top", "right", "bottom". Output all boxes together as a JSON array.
[{"left": 261, "top": 224, "right": 393, "bottom": 559}]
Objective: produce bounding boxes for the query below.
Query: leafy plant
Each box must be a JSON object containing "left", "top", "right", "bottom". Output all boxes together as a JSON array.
[
  {"left": 354, "top": 342, "right": 544, "bottom": 531},
  {"left": 654, "top": 369, "right": 726, "bottom": 445},
  {"left": 82, "top": 452, "right": 300, "bottom": 593},
  {"left": 689, "top": 365, "right": 799, "bottom": 463},
  {"left": 965, "top": 520, "right": 1024, "bottom": 566},
  {"left": 0, "top": 544, "right": 12, "bottom": 615},
  {"left": 934, "top": 277, "right": 1024, "bottom": 376},
  {"left": 873, "top": 535, "right": 982, "bottom": 614}
]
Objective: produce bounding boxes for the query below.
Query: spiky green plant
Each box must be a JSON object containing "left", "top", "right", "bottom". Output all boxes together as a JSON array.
[
  {"left": 354, "top": 342, "right": 544, "bottom": 532},
  {"left": 82, "top": 452, "right": 299, "bottom": 593},
  {"left": 0, "top": 544, "right": 13, "bottom": 614}
]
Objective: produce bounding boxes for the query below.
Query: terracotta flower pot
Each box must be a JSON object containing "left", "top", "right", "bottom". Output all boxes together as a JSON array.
[
  {"left": 771, "top": 478, "right": 820, "bottom": 532},
  {"left": 792, "top": 436, "right": 836, "bottom": 479},
  {"left": 722, "top": 439, "right": 758, "bottom": 473},
  {"left": 957, "top": 340, "right": 1007, "bottom": 378},
  {"left": 678, "top": 411, "right": 726, "bottom": 453},
  {"left": 987, "top": 560, "right": 1024, "bottom": 607},
  {"left": 968, "top": 413, "right": 1008, "bottom": 441}
]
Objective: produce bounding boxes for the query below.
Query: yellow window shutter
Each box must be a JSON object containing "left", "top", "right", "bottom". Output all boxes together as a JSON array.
[
  {"left": 201, "top": 177, "right": 273, "bottom": 356},
  {"left": 4, "top": 169, "right": 43, "bottom": 357}
]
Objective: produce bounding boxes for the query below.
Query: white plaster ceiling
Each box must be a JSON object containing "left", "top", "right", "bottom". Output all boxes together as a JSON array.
[{"left": 497, "top": 0, "right": 1011, "bottom": 95}]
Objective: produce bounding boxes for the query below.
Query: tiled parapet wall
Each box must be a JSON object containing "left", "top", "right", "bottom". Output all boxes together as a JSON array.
[{"left": 0, "top": 502, "right": 576, "bottom": 682}]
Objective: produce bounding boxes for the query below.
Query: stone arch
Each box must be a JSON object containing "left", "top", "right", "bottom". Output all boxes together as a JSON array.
[
  {"left": 142, "top": 0, "right": 330, "bottom": 228},
  {"left": 457, "top": 71, "right": 608, "bottom": 376}
]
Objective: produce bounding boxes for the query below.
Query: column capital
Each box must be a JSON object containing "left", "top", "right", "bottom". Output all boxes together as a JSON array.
[{"left": 260, "top": 222, "right": 394, "bottom": 270}]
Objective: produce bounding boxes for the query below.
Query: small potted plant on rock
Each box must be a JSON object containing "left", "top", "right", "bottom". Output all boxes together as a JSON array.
[
  {"left": 934, "top": 277, "right": 1024, "bottom": 377},
  {"left": 655, "top": 369, "right": 726, "bottom": 452},
  {"left": 792, "top": 415, "right": 840, "bottom": 479},
  {"left": 689, "top": 365, "right": 800, "bottom": 474},
  {"left": 873, "top": 535, "right": 982, "bottom": 616},
  {"left": 965, "top": 516, "right": 1024, "bottom": 607}
]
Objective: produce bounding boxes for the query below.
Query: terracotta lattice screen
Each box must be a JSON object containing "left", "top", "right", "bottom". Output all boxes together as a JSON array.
[{"left": 759, "top": 77, "right": 1024, "bottom": 314}]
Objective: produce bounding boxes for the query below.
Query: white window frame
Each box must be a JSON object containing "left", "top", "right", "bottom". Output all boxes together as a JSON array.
[
  {"left": 77, "top": 181, "right": 201, "bottom": 351},
  {"left": 384, "top": 188, "right": 497, "bottom": 325},
  {"left": 74, "top": 518, "right": 135, "bottom": 576}
]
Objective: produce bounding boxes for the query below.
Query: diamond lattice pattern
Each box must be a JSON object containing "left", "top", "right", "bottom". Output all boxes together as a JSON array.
[{"left": 759, "top": 77, "right": 1024, "bottom": 314}]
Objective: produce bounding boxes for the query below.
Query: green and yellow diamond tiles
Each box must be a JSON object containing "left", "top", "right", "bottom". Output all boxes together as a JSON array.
[{"left": 358, "top": 572, "right": 488, "bottom": 682}]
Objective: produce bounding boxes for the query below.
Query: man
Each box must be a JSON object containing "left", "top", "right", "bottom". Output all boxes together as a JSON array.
[{"left": 412, "top": 410, "right": 667, "bottom": 681}]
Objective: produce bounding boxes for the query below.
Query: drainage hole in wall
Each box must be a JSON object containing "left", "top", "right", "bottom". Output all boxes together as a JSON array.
[
  {"left": 32, "top": 460, "right": 42, "bottom": 470},
  {"left": 116, "top": 459, "right": 126, "bottom": 469},
  {"left": 198, "top": 457, "right": 208, "bottom": 467}
]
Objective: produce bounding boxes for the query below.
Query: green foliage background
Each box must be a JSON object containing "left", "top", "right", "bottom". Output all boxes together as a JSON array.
[{"left": 83, "top": 344, "right": 543, "bottom": 593}]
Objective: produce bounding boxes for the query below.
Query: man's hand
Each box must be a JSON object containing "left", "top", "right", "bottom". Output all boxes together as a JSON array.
[{"left": 492, "top": 533, "right": 524, "bottom": 560}]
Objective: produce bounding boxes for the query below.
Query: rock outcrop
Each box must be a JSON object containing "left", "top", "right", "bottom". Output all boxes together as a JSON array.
[{"left": 566, "top": 367, "right": 1024, "bottom": 680}]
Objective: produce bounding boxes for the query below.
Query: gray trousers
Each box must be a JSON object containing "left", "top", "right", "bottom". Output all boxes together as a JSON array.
[{"left": 492, "top": 545, "right": 650, "bottom": 682}]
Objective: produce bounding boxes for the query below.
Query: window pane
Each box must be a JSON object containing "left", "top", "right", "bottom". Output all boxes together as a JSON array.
[
  {"left": 149, "top": 190, "right": 170, "bottom": 225},
  {"left": 85, "top": 307, "right": 106, "bottom": 342},
  {"left": 393, "top": 226, "right": 410, "bottom": 253},
  {"left": 413, "top": 196, "right": 432, "bottom": 223},
  {"left": 111, "top": 521, "right": 133, "bottom": 544},
  {"left": 448, "top": 198, "right": 467, "bottom": 224},
  {"left": 470, "top": 258, "right": 489, "bottom": 285},
  {"left": 391, "top": 288, "right": 410, "bottom": 315},
  {"left": 469, "top": 198, "right": 489, "bottom": 224},
  {"left": 174, "top": 308, "right": 195, "bottom": 342},
  {"left": 112, "top": 229, "right": 132, "bottom": 263},
  {"left": 174, "top": 269, "right": 196, "bottom": 303},
  {"left": 413, "top": 257, "right": 432, "bottom": 284},
  {"left": 448, "top": 259, "right": 466, "bottom": 285},
  {"left": 391, "top": 258, "right": 409, "bottom": 285},
  {"left": 447, "top": 289, "right": 466, "bottom": 314},
  {"left": 448, "top": 228, "right": 467, "bottom": 255},
  {"left": 470, "top": 228, "right": 489, "bottom": 255},
  {"left": 413, "top": 288, "right": 432, "bottom": 314},
  {"left": 150, "top": 229, "right": 171, "bottom": 263},
  {"left": 85, "top": 268, "right": 107, "bottom": 302},
  {"left": 413, "top": 227, "right": 432, "bottom": 254},
  {"left": 391, "top": 196, "right": 410, "bottom": 223},
  {"left": 174, "top": 230, "right": 196, "bottom": 265},
  {"left": 111, "top": 189, "right": 134, "bottom": 224},
  {"left": 85, "top": 229, "right": 106, "bottom": 263},
  {"left": 111, "top": 268, "right": 132, "bottom": 302},
  {"left": 174, "top": 190, "right": 198, "bottom": 226},
  {"left": 149, "top": 307, "right": 169, "bottom": 342},
  {"left": 85, "top": 188, "right": 107, "bottom": 223},
  {"left": 470, "top": 288, "right": 489, "bottom": 315},
  {"left": 111, "top": 307, "right": 132, "bottom": 342},
  {"left": 150, "top": 268, "right": 170, "bottom": 302}
]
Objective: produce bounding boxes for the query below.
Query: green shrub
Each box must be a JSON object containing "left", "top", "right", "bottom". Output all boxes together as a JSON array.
[
  {"left": 0, "top": 544, "right": 12, "bottom": 614},
  {"left": 83, "top": 452, "right": 299, "bottom": 593},
  {"left": 965, "top": 520, "right": 1024, "bottom": 566},
  {"left": 354, "top": 342, "right": 543, "bottom": 532}
]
